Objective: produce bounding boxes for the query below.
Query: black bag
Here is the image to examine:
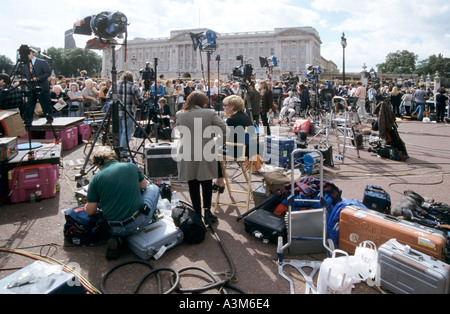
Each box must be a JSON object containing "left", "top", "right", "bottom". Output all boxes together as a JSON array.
[
  {"left": 134, "top": 124, "right": 152, "bottom": 138},
  {"left": 171, "top": 204, "right": 206, "bottom": 244},
  {"left": 63, "top": 205, "right": 110, "bottom": 246}
]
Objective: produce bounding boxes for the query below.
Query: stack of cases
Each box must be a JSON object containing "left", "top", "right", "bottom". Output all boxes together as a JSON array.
[
  {"left": 46, "top": 127, "right": 78, "bottom": 151},
  {"left": 264, "top": 136, "right": 295, "bottom": 168},
  {"left": 77, "top": 123, "right": 90, "bottom": 145}
]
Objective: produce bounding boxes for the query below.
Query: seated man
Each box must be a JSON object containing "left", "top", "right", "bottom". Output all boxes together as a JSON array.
[
  {"left": 153, "top": 97, "right": 171, "bottom": 128},
  {"left": 85, "top": 146, "right": 160, "bottom": 260},
  {"left": 279, "top": 91, "right": 299, "bottom": 122}
]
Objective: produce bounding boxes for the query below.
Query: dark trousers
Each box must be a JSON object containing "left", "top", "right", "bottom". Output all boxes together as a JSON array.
[
  {"left": 436, "top": 104, "right": 445, "bottom": 122},
  {"left": 24, "top": 90, "right": 53, "bottom": 127},
  {"left": 188, "top": 179, "right": 213, "bottom": 214},
  {"left": 260, "top": 113, "right": 271, "bottom": 136}
]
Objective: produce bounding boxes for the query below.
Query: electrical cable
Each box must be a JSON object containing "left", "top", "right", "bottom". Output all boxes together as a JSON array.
[{"left": 99, "top": 201, "right": 246, "bottom": 294}]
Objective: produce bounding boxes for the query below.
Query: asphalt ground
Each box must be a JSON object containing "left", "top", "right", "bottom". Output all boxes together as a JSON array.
[{"left": 0, "top": 114, "right": 449, "bottom": 298}]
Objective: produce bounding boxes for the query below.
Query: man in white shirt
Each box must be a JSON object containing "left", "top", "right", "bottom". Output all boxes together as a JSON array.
[
  {"left": 279, "top": 91, "right": 299, "bottom": 122},
  {"left": 355, "top": 81, "right": 367, "bottom": 118}
]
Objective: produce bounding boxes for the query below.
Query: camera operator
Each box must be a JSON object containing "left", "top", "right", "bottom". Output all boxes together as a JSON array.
[
  {"left": 298, "top": 80, "right": 311, "bottom": 117},
  {"left": 85, "top": 146, "right": 160, "bottom": 260},
  {"left": 0, "top": 73, "right": 22, "bottom": 111},
  {"left": 22, "top": 48, "right": 53, "bottom": 127},
  {"left": 116, "top": 71, "right": 141, "bottom": 154}
]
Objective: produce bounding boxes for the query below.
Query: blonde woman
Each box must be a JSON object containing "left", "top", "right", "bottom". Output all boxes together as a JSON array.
[{"left": 390, "top": 86, "right": 402, "bottom": 117}]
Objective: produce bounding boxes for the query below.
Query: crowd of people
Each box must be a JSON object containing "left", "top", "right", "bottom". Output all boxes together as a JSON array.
[
  {"left": 2, "top": 67, "right": 448, "bottom": 129},
  {"left": 330, "top": 80, "right": 449, "bottom": 123}
]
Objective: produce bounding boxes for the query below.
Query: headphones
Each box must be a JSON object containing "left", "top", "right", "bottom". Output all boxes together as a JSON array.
[{"left": 94, "top": 156, "right": 105, "bottom": 166}]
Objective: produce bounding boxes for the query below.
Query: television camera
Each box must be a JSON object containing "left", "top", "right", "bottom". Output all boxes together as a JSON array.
[
  {"left": 281, "top": 72, "right": 300, "bottom": 90},
  {"left": 232, "top": 55, "right": 254, "bottom": 88}
]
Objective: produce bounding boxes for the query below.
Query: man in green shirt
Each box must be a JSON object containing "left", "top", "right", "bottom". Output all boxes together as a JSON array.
[{"left": 85, "top": 146, "right": 159, "bottom": 259}]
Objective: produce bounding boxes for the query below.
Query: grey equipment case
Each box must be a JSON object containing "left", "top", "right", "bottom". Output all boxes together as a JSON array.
[
  {"left": 127, "top": 215, "right": 183, "bottom": 260},
  {"left": 378, "top": 239, "right": 450, "bottom": 294}
]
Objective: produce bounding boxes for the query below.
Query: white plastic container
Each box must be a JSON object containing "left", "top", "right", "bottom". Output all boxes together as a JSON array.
[{"left": 317, "top": 250, "right": 354, "bottom": 294}]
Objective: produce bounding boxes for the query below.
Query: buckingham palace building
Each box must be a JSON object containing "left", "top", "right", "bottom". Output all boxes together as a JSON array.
[{"left": 101, "top": 26, "right": 336, "bottom": 82}]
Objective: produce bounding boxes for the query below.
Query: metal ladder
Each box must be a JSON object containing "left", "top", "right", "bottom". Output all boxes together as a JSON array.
[{"left": 333, "top": 96, "right": 360, "bottom": 163}]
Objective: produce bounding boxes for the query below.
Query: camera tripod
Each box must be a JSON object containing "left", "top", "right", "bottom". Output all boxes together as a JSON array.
[{"left": 77, "top": 44, "right": 154, "bottom": 178}]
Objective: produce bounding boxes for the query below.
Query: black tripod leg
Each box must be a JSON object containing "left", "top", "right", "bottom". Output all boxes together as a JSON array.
[
  {"left": 79, "top": 106, "right": 112, "bottom": 176},
  {"left": 25, "top": 124, "right": 35, "bottom": 158}
]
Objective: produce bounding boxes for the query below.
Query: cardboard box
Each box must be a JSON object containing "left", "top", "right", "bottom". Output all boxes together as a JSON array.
[{"left": 0, "top": 110, "right": 26, "bottom": 137}]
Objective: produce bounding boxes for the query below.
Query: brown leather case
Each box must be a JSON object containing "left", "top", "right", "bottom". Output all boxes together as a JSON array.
[{"left": 338, "top": 205, "right": 447, "bottom": 261}]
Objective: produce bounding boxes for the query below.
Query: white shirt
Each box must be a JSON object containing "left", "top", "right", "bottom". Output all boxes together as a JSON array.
[{"left": 283, "top": 96, "right": 300, "bottom": 109}]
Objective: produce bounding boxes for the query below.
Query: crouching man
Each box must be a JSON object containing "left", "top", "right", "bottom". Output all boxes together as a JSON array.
[{"left": 85, "top": 146, "right": 159, "bottom": 260}]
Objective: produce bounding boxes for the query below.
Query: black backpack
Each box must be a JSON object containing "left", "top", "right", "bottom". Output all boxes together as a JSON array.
[{"left": 171, "top": 204, "right": 206, "bottom": 244}]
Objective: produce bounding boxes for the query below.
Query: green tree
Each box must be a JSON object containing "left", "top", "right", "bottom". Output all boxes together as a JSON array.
[
  {"left": 377, "top": 50, "right": 418, "bottom": 74},
  {"left": 416, "top": 54, "right": 450, "bottom": 78},
  {"left": 45, "top": 47, "right": 102, "bottom": 78},
  {"left": 0, "top": 55, "right": 14, "bottom": 74}
]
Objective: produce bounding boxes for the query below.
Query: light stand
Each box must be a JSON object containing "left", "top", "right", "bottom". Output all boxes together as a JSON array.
[
  {"left": 341, "top": 33, "right": 347, "bottom": 86},
  {"left": 190, "top": 30, "right": 217, "bottom": 108}
]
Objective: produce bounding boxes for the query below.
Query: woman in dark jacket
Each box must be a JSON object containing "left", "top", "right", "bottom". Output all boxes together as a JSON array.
[
  {"left": 175, "top": 92, "right": 228, "bottom": 225},
  {"left": 259, "top": 81, "right": 273, "bottom": 136}
]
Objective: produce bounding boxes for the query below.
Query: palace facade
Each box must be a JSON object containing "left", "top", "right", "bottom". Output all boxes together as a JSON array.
[{"left": 101, "top": 27, "right": 335, "bottom": 82}]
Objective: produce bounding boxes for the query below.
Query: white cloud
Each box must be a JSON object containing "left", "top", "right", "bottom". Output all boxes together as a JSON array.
[{"left": 0, "top": 0, "right": 448, "bottom": 74}]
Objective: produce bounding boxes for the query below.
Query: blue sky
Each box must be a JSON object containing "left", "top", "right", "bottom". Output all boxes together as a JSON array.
[{"left": 1, "top": 0, "right": 449, "bottom": 74}]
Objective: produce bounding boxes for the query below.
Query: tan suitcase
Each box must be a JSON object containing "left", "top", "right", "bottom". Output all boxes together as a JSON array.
[{"left": 338, "top": 205, "right": 447, "bottom": 261}]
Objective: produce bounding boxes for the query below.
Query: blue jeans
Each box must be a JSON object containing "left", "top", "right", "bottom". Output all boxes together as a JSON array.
[
  {"left": 413, "top": 103, "right": 425, "bottom": 120},
  {"left": 108, "top": 184, "right": 160, "bottom": 237},
  {"left": 119, "top": 109, "right": 136, "bottom": 150}
]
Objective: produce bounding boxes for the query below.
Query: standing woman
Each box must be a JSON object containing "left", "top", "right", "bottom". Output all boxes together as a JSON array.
[
  {"left": 259, "top": 80, "right": 273, "bottom": 136},
  {"left": 175, "top": 92, "right": 228, "bottom": 225},
  {"left": 390, "top": 86, "right": 402, "bottom": 117}
]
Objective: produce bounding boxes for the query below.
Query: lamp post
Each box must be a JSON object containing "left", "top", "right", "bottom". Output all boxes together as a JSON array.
[{"left": 341, "top": 32, "right": 347, "bottom": 86}]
